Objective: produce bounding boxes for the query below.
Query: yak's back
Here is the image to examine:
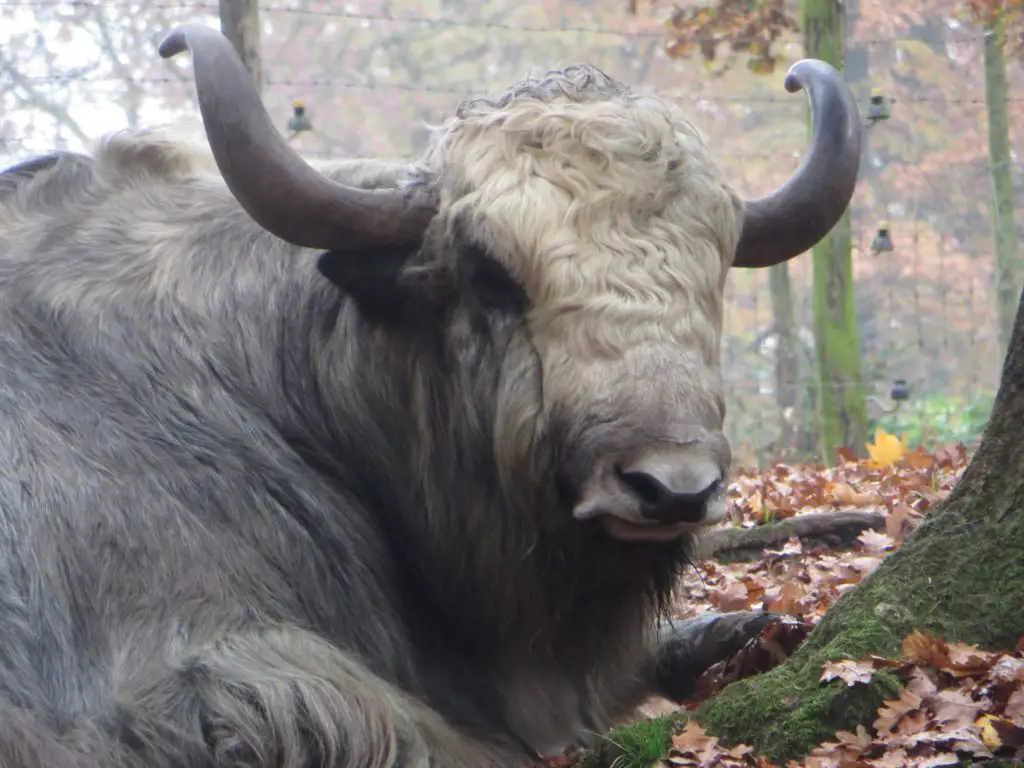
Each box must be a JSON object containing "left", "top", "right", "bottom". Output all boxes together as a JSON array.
[
  {"left": 0, "top": 129, "right": 217, "bottom": 217},
  {"left": 0, "top": 151, "right": 96, "bottom": 211}
]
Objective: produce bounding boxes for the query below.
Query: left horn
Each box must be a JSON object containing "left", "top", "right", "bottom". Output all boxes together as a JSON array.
[
  {"left": 732, "top": 59, "right": 862, "bottom": 269},
  {"left": 159, "top": 24, "right": 436, "bottom": 250}
]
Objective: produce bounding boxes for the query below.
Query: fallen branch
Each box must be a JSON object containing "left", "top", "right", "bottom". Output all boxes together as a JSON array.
[{"left": 695, "top": 510, "right": 886, "bottom": 561}]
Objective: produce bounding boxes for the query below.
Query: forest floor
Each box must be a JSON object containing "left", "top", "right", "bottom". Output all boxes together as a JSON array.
[{"left": 533, "top": 434, "right": 1024, "bottom": 767}]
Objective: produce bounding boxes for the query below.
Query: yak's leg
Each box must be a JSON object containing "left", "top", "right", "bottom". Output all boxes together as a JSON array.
[
  {"left": 648, "top": 611, "right": 780, "bottom": 703},
  {"left": 549, "top": 612, "right": 780, "bottom": 752},
  {"left": 118, "top": 627, "right": 515, "bottom": 768}
]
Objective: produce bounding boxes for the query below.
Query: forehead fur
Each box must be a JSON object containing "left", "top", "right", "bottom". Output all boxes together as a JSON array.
[{"left": 420, "top": 65, "right": 743, "bottom": 367}]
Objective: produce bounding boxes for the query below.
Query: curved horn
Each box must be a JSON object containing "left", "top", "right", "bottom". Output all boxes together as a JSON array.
[
  {"left": 158, "top": 24, "right": 435, "bottom": 250},
  {"left": 732, "top": 59, "right": 862, "bottom": 269}
]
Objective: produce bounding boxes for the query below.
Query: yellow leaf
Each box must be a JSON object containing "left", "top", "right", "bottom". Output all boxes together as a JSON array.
[
  {"left": 978, "top": 713, "right": 1003, "bottom": 750},
  {"left": 864, "top": 428, "right": 907, "bottom": 469}
]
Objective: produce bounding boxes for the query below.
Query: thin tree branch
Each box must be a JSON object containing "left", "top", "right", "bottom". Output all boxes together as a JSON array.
[{"left": 0, "top": 50, "right": 92, "bottom": 144}]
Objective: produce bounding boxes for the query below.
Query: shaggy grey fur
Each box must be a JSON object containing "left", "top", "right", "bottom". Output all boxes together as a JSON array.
[{"left": 0, "top": 114, "right": 772, "bottom": 766}]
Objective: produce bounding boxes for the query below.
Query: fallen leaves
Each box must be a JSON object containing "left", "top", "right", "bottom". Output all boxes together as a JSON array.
[
  {"left": 727, "top": 434, "right": 966, "bottom": 537},
  {"left": 677, "top": 533, "right": 894, "bottom": 632},
  {"left": 806, "top": 629, "right": 1024, "bottom": 766},
  {"left": 659, "top": 721, "right": 763, "bottom": 767},
  {"left": 679, "top": 435, "right": 970, "bottom": 631}
]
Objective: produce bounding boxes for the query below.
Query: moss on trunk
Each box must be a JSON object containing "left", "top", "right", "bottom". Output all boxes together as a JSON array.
[{"left": 694, "top": 284, "right": 1024, "bottom": 763}]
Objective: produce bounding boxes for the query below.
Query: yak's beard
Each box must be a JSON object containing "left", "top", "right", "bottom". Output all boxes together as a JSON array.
[
  {"left": 392, "top": 341, "right": 696, "bottom": 668},
  {"left": 473, "top": 481, "right": 695, "bottom": 667}
]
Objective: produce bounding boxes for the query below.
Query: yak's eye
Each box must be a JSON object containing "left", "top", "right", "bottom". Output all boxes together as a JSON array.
[{"left": 459, "top": 245, "right": 528, "bottom": 315}]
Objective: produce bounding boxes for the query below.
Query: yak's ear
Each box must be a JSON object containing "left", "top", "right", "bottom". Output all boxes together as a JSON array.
[{"left": 317, "top": 249, "right": 456, "bottom": 325}]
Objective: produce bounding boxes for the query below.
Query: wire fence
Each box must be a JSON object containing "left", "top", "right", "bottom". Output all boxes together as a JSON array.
[{"left": 1, "top": 0, "right": 1018, "bottom": 467}]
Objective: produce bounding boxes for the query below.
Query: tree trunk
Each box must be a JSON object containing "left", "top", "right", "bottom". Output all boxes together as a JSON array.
[
  {"left": 983, "top": 14, "right": 1019, "bottom": 360},
  {"left": 219, "top": 0, "right": 262, "bottom": 92},
  {"left": 803, "top": 0, "right": 868, "bottom": 461},
  {"left": 694, "top": 284, "right": 1024, "bottom": 764},
  {"left": 769, "top": 263, "right": 802, "bottom": 461}
]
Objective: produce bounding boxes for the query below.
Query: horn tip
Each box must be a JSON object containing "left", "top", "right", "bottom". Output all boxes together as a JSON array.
[
  {"left": 783, "top": 59, "right": 841, "bottom": 94},
  {"left": 158, "top": 29, "right": 186, "bottom": 59},
  {"left": 158, "top": 24, "right": 206, "bottom": 59}
]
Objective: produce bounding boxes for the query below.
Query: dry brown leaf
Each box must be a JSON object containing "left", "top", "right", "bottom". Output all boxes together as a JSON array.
[
  {"left": 834, "top": 446, "right": 859, "bottom": 464},
  {"left": 931, "top": 687, "right": 986, "bottom": 727},
  {"left": 707, "top": 581, "right": 750, "bottom": 612},
  {"left": 670, "top": 719, "right": 708, "bottom": 752},
  {"left": 989, "top": 655, "right": 1024, "bottom": 683},
  {"left": 902, "top": 630, "right": 951, "bottom": 669},
  {"left": 856, "top": 529, "right": 895, "bottom": 554},
  {"left": 742, "top": 575, "right": 766, "bottom": 603},
  {"left": 764, "top": 580, "right": 807, "bottom": 615},
  {"left": 820, "top": 659, "right": 876, "bottom": 687},
  {"left": 825, "top": 481, "right": 879, "bottom": 506},
  {"left": 906, "top": 754, "right": 959, "bottom": 767},
  {"left": 945, "top": 641, "right": 999, "bottom": 678},
  {"left": 1006, "top": 686, "right": 1024, "bottom": 722},
  {"left": 900, "top": 446, "right": 936, "bottom": 470},
  {"left": 885, "top": 502, "right": 918, "bottom": 541},
  {"left": 874, "top": 687, "right": 924, "bottom": 734},
  {"left": 904, "top": 666, "right": 939, "bottom": 699}
]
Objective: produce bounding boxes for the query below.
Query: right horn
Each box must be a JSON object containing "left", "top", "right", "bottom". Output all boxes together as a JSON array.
[
  {"left": 158, "top": 24, "right": 436, "bottom": 251},
  {"left": 732, "top": 59, "right": 862, "bottom": 269}
]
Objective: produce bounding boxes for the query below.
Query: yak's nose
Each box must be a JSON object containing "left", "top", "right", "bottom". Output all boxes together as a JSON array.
[{"left": 616, "top": 451, "right": 723, "bottom": 524}]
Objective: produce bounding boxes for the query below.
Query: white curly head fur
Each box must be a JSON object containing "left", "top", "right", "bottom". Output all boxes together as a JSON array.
[
  {"left": 416, "top": 66, "right": 742, "bottom": 532},
  {"left": 428, "top": 68, "right": 738, "bottom": 404}
]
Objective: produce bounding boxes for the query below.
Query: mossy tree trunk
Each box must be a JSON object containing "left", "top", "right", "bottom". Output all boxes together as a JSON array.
[
  {"left": 803, "top": 0, "right": 868, "bottom": 461},
  {"left": 983, "top": 12, "right": 1019, "bottom": 359},
  {"left": 694, "top": 284, "right": 1024, "bottom": 764}
]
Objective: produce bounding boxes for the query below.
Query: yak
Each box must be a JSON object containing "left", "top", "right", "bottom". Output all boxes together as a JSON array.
[{"left": 0, "top": 24, "right": 861, "bottom": 768}]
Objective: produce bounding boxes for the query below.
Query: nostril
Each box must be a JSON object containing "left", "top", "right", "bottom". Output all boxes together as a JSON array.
[
  {"left": 616, "top": 462, "right": 722, "bottom": 523},
  {"left": 696, "top": 478, "right": 721, "bottom": 502},
  {"left": 617, "top": 467, "right": 669, "bottom": 507}
]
